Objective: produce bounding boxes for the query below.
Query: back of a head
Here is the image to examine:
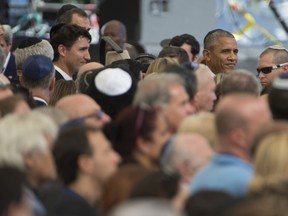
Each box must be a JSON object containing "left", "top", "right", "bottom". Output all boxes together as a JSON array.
[
  {"left": 49, "top": 80, "right": 76, "bottom": 106},
  {"left": 204, "top": 29, "right": 235, "bottom": 50},
  {"left": 108, "top": 199, "right": 183, "bottom": 216},
  {"left": 268, "top": 75, "right": 288, "bottom": 120},
  {"left": 185, "top": 190, "right": 234, "bottom": 216},
  {"left": 220, "top": 69, "right": 261, "bottom": 96},
  {"left": 145, "top": 57, "right": 178, "bottom": 77},
  {"left": 158, "top": 46, "right": 189, "bottom": 64},
  {"left": 0, "top": 112, "right": 57, "bottom": 170},
  {"left": 260, "top": 45, "right": 288, "bottom": 65},
  {"left": 56, "top": 7, "right": 88, "bottom": 25},
  {"left": 0, "top": 166, "right": 27, "bottom": 216}
]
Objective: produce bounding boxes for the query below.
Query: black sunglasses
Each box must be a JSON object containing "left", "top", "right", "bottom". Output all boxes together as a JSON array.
[{"left": 257, "top": 62, "right": 288, "bottom": 74}]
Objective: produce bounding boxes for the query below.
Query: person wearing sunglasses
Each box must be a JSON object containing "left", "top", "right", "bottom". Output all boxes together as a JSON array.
[{"left": 257, "top": 45, "right": 288, "bottom": 95}]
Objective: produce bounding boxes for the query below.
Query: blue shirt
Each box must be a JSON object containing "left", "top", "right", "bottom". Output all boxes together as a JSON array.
[{"left": 189, "top": 153, "right": 253, "bottom": 197}]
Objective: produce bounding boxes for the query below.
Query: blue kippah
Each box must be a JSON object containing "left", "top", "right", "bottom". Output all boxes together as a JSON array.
[{"left": 22, "top": 55, "right": 54, "bottom": 80}]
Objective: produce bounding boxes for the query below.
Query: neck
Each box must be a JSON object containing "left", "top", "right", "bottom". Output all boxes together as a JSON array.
[
  {"left": 31, "top": 88, "right": 51, "bottom": 103},
  {"left": 68, "top": 176, "right": 101, "bottom": 205},
  {"left": 216, "top": 143, "right": 251, "bottom": 163},
  {"left": 133, "top": 151, "right": 158, "bottom": 170}
]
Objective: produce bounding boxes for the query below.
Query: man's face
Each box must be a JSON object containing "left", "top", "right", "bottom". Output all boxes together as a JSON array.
[
  {"left": 102, "top": 24, "right": 125, "bottom": 51},
  {"left": 64, "top": 36, "right": 90, "bottom": 74},
  {"left": 181, "top": 43, "right": 193, "bottom": 63},
  {"left": 165, "top": 85, "right": 194, "bottom": 133},
  {"left": 88, "top": 131, "right": 121, "bottom": 184},
  {"left": 204, "top": 37, "right": 238, "bottom": 74},
  {"left": 257, "top": 52, "right": 288, "bottom": 87},
  {"left": 0, "top": 37, "right": 11, "bottom": 57}
]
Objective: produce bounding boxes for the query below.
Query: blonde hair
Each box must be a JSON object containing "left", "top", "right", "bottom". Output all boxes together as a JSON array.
[
  {"left": 178, "top": 112, "right": 217, "bottom": 148},
  {"left": 250, "top": 133, "right": 288, "bottom": 192},
  {"left": 145, "top": 57, "right": 178, "bottom": 77}
]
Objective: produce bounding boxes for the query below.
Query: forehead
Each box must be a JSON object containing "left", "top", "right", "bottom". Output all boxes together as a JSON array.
[
  {"left": 71, "top": 14, "right": 90, "bottom": 29},
  {"left": 88, "top": 131, "right": 109, "bottom": 152},
  {"left": 258, "top": 52, "right": 274, "bottom": 64},
  {"left": 169, "top": 85, "right": 188, "bottom": 100},
  {"left": 212, "top": 37, "right": 237, "bottom": 50}
]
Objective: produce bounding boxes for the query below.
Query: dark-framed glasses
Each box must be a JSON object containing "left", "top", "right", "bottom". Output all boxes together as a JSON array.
[{"left": 256, "top": 62, "right": 288, "bottom": 74}]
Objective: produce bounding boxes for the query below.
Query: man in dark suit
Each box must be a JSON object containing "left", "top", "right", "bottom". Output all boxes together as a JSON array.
[{"left": 0, "top": 25, "right": 17, "bottom": 84}]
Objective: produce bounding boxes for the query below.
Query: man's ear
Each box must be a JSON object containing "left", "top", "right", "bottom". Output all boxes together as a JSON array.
[
  {"left": 202, "top": 49, "right": 211, "bottom": 62},
  {"left": 23, "top": 152, "right": 35, "bottom": 170},
  {"left": 78, "top": 155, "right": 93, "bottom": 174},
  {"left": 58, "top": 44, "right": 66, "bottom": 57}
]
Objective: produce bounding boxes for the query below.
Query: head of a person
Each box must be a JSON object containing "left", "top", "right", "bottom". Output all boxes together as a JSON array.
[
  {"left": 203, "top": 29, "right": 238, "bottom": 74},
  {"left": 0, "top": 94, "right": 30, "bottom": 117},
  {"left": 0, "top": 24, "right": 13, "bottom": 57},
  {"left": 215, "top": 94, "right": 272, "bottom": 159},
  {"left": 248, "top": 121, "right": 288, "bottom": 192},
  {"left": 56, "top": 94, "right": 110, "bottom": 128},
  {"left": 14, "top": 38, "right": 54, "bottom": 77},
  {"left": 257, "top": 45, "right": 288, "bottom": 88},
  {"left": 0, "top": 112, "right": 58, "bottom": 187},
  {"left": 133, "top": 73, "right": 194, "bottom": 133},
  {"left": 178, "top": 112, "right": 218, "bottom": 148},
  {"left": 161, "top": 133, "right": 213, "bottom": 183},
  {"left": 268, "top": 74, "right": 288, "bottom": 120},
  {"left": 145, "top": 57, "right": 178, "bottom": 77},
  {"left": 0, "top": 166, "right": 32, "bottom": 216},
  {"left": 169, "top": 34, "right": 200, "bottom": 63},
  {"left": 56, "top": 7, "right": 90, "bottom": 30},
  {"left": 0, "top": 46, "right": 5, "bottom": 72},
  {"left": 134, "top": 53, "right": 156, "bottom": 74},
  {"left": 50, "top": 23, "right": 91, "bottom": 74},
  {"left": 49, "top": 80, "right": 76, "bottom": 106},
  {"left": 185, "top": 190, "right": 234, "bottom": 216},
  {"left": 104, "top": 105, "right": 170, "bottom": 169},
  {"left": 53, "top": 125, "right": 121, "bottom": 186},
  {"left": 0, "top": 74, "right": 13, "bottom": 100},
  {"left": 193, "top": 64, "right": 216, "bottom": 112},
  {"left": 76, "top": 62, "right": 104, "bottom": 93},
  {"left": 101, "top": 20, "right": 127, "bottom": 51},
  {"left": 158, "top": 46, "right": 190, "bottom": 65},
  {"left": 220, "top": 69, "right": 261, "bottom": 97},
  {"left": 20, "top": 55, "right": 55, "bottom": 92}
]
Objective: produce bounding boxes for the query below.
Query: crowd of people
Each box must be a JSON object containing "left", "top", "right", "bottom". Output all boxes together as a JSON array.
[{"left": 1, "top": 3, "right": 288, "bottom": 216}]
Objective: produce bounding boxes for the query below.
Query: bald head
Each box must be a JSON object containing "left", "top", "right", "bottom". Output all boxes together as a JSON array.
[
  {"left": 55, "top": 94, "right": 111, "bottom": 127},
  {"left": 215, "top": 94, "right": 272, "bottom": 154}
]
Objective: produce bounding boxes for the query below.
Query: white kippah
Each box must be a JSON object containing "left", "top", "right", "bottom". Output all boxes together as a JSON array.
[{"left": 94, "top": 68, "right": 132, "bottom": 96}]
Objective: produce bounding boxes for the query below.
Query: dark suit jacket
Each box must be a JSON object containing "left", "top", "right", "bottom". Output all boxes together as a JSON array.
[
  {"left": 3, "top": 53, "right": 18, "bottom": 84},
  {"left": 55, "top": 69, "right": 65, "bottom": 81}
]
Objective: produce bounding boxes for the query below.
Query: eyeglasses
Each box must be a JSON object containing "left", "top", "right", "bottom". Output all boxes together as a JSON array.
[
  {"left": 60, "top": 110, "right": 104, "bottom": 130},
  {"left": 256, "top": 62, "right": 288, "bottom": 74}
]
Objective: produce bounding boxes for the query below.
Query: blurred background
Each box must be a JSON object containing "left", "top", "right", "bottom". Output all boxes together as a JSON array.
[{"left": 1, "top": 0, "right": 288, "bottom": 73}]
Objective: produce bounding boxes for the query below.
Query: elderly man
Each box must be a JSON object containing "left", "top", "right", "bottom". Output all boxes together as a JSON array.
[
  {"left": 133, "top": 73, "right": 194, "bottom": 133},
  {"left": 257, "top": 45, "right": 288, "bottom": 95},
  {"left": 202, "top": 29, "right": 238, "bottom": 74}
]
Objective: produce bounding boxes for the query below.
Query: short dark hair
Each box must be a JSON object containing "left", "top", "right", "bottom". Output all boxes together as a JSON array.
[
  {"left": 0, "top": 166, "right": 25, "bottom": 216},
  {"left": 50, "top": 24, "right": 91, "bottom": 61},
  {"left": 204, "top": 29, "right": 235, "bottom": 50},
  {"left": 169, "top": 34, "right": 200, "bottom": 56},
  {"left": 53, "top": 125, "right": 99, "bottom": 185}
]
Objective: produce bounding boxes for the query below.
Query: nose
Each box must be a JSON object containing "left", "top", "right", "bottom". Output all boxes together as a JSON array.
[
  {"left": 113, "top": 150, "right": 121, "bottom": 164},
  {"left": 258, "top": 71, "right": 265, "bottom": 78},
  {"left": 85, "top": 50, "right": 91, "bottom": 61},
  {"left": 228, "top": 51, "right": 237, "bottom": 61}
]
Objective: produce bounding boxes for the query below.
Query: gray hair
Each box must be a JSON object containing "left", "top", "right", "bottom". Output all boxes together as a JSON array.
[
  {"left": 14, "top": 40, "right": 54, "bottom": 71},
  {"left": 1, "top": 25, "right": 13, "bottom": 44},
  {"left": 0, "top": 111, "right": 58, "bottom": 170},
  {"left": 133, "top": 73, "right": 185, "bottom": 108},
  {"left": 0, "top": 46, "right": 5, "bottom": 71}
]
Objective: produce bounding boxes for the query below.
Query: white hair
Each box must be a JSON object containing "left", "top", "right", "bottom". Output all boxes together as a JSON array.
[{"left": 0, "top": 111, "right": 58, "bottom": 170}]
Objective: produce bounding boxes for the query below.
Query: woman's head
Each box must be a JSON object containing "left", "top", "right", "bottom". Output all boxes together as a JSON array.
[{"left": 105, "top": 105, "right": 170, "bottom": 169}]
